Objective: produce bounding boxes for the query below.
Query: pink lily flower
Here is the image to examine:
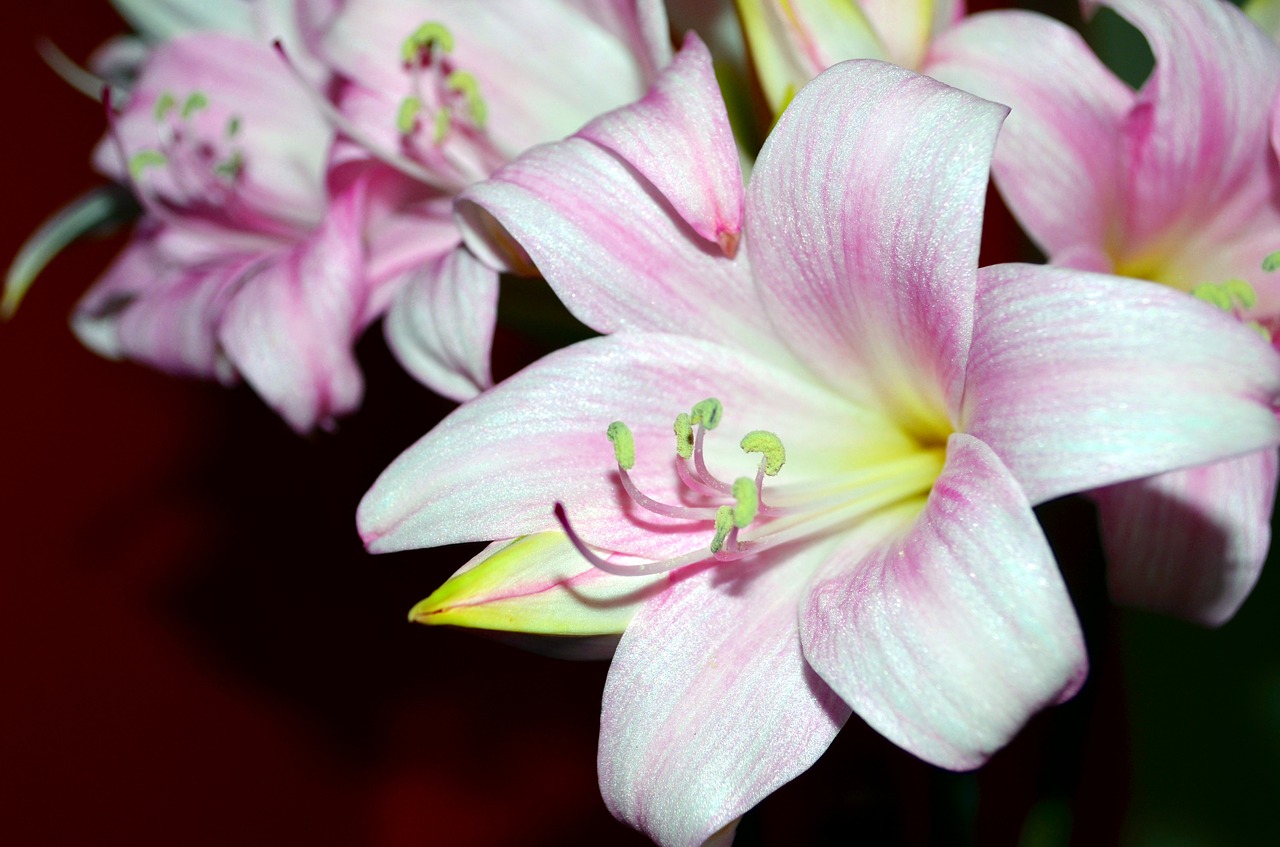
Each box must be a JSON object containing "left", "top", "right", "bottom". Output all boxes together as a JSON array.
[
  {"left": 309, "top": 0, "right": 672, "bottom": 399},
  {"left": 925, "top": 0, "right": 1280, "bottom": 625},
  {"left": 74, "top": 32, "right": 367, "bottom": 432},
  {"left": 358, "top": 44, "right": 1280, "bottom": 846}
]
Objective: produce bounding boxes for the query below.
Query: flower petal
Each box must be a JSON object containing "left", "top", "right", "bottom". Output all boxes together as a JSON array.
[
  {"left": 1094, "top": 0, "right": 1280, "bottom": 252},
  {"left": 746, "top": 60, "right": 1005, "bottom": 435},
  {"left": 217, "top": 182, "right": 368, "bottom": 432},
  {"left": 410, "top": 532, "right": 665, "bottom": 646},
  {"left": 800, "top": 433, "right": 1086, "bottom": 771},
  {"left": 1093, "top": 449, "right": 1278, "bottom": 627},
  {"left": 109, "top": 0, "right": 256, "bottom": 40},
  {"left": 577, "top": 33, "right": 743, "bottom": 255},
  {"left": 927, "top": 10, "right": 1132, "bottom": 263},
  {"left": 72, "top": 222, "right": 250, "bottom": 380},
  {"left": 457, "top": 139, "right": 788, "bottom": 360},
  {"left": 964, "top": 264, "right": 1280, "bottom": 505},
  {"left": 736, "top": 0, "right": 886, "bottom": 114},
  {"left": 383, "top": 245, "right": 497, "bottom": 403},
  {"left": 600, "top": 541, "right": 850, "bottom": 847},
  {"left": 861, "top": 0, "right": 964, "bottom": 69},
  {"left": 358, "top": 332, "right": 913, "bottom": 558}
]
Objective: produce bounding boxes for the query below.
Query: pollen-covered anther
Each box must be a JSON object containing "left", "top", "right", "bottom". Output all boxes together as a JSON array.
[
  {"left": 401, "top": 21, "right": 454, "bottom": 65},
  {"left": 690, "top": 397, "right": 723, "bottom": 430},
  {"left": 673, "top": 412, "right": 693, "bottom": 459},
  {"left": 128, "top": 149, "right": 167, "bottom": 180},
  {"left": 709, "top": 506, "right": 734, "bottom": 553},
  {"left": 731, "top": 477, "right": 758, "bottom": 528},
  {"left": 1263, "top": 250, "right": 1280, "bottom": 273},
  {"left": 740, "top": 430, "right": 786, "bottom": 476},
  {"left": 606, "top": 421, "right": 636, "bottom": 470},
  {"left": 446, "top": 71, "right": 488, "bottom": 128},
  {"left": 1192, "top": 279, "right": 1258, "bottom": 313},
  {"left": 397, "top": 96, "right": 423, "bottom": 136}
]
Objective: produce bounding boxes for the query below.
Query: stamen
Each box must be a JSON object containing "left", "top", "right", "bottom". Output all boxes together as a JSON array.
[
  {"left": 1263, "top": 251, "right": 1280, "bottom": 273},
  {"left": 690, "top": 398, "right": 723, "bottom": 430},
  {"left": 553, "top": 503, "right": 713, "bottom": 576},
  {"left": 740, "top": 430, "right": 785, "bottom": 476},
  {"left": 181, "top": 92, "right": 208, "bottom": 119},
  {"left": 731, "top": 477, "right": 758, "bottom": 528},
  {"left": 446, "top": 71, "right": 488, "bottom": 128},
  {"left": 128, "top": 150, "right": 167, "bottom": 180},
  {"left": 673, "top": 412, "right": 693, "bottom": 459},
  {"left": 226, "top": 116, "right": 241, "bottom": 138},
  {"left": 1223, "top": 279, "right": 1257, "bottom": 309},
  {"left": 401, "top": 22, "right": 455, "bottom": 64},
  {"left": 433, "top": 109, "right": 452, "bottom": 143},
  {"left": 1192, "top": 283, "right": 1232, "bottom": 310},
  {"left": 709, "top": 506, "right": 734, "bottom": 553},
  {"left": 153, "top": 92, "right": 176, "bottom": 121},
  {"left": 606, "top": 421, "right": 636, "bottom": 470},
  {"left": 397, "top": 95, "right": 423, "bottom": 136}
]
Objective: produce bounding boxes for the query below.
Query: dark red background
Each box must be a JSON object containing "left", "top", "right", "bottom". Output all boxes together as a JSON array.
[{"left": 3, "top": 2, "right": 1276, "bottom": 845}]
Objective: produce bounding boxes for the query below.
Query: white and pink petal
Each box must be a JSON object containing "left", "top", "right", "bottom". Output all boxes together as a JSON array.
[
  {"left": 964, "top": 264, "right": 1280, "bottom": 505},
  {"left": 600, "top": 539, "right": 850, "bottom": 847},
  {"left": 800, "top": 433, "right": 1086, "bottom": 770},
  {"left": 1093, "top": 449, "right": 1278, "bottom": 627}
]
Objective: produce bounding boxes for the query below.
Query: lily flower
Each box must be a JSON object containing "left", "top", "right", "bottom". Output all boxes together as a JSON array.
[
  {"left": 926, "top": 0, "right": 1280, "bottom": 625},
  {"left": 735, "top": 0, "right": 966, "bottom": 114},
  {"left": 359, "top": 45, "right": 1280, "bottom": 846},
  {"left": 308, "top": 0, "right": 673, "bottom": 399},
  {"left": 73, "top": 32, "right": 366, "bottom": 432}
]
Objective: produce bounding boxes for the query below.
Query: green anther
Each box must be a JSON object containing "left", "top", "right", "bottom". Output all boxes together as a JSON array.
[
  {"left": 606, "top": 421, "right": 636, "bottom": 471},
  {"left": 1249, "top": 321, "right": 1273, "bottom": 343},
  {"left": 1191, "top": 283, "right": 1232, "bottom": 311},
  {"left": 181, "top": 92, "right": 208, "bottom": 119},
  {"left": 396, "top": 96, "right": 423, "bottom": 135},
  {"left": 214, "top": 151, "right": 243, "bottom": 180},
  {"left": 740, "top": 430, "right": 786, "bottom": 476},
  {"left": 673, "top": 413, "right": 693, "bottom": 459},
  {"left": 731, "top": 477, "right": 758, "bottom": 529},
  {"left": 128, "top": 149, "right": 167, "bottom": 180},
  {"left": 1264, "top": 251, "right": 1280, "bottom": 273},
  {"left": 433, "top": 108, "right": 452, "bottom": 143},
  {"left": 690, "top": 398, "right": 723, "bottom": 430},
  {"left": 226, "top": 116, "right": 241, "bottom": 138},
  {"left": 1223, "top": 278, "right": 1258, "bottom": 309},
  {"left": 446, "top": 71, "right": 488, "bottom": 128},
  {"left": 401, "top": 21, "right": 455, "bottom": 64},
  {"left": 153, "top": 92, "right": 176, "bottom": 121},
  {"left": 710, "top": 505, "right": 734, "bottom": 553}
]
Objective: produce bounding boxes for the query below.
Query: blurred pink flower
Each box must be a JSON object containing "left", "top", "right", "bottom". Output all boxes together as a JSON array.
[
  {"left": 929, "top": 0, "right": 1280, "bottom": 625},
  {"left": 313, "top": 0, "right": 671, "bottom": 399},
  {"left": 359, "top": 48, "right": 1280, "bottom": 846}
]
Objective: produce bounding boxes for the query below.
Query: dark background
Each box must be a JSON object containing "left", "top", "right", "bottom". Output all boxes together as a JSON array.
[{"left": 2, "top": 2, "right": 1277, "bottom": 845}]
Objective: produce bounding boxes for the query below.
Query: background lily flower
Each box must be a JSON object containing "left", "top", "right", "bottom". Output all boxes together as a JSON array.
[
  {"left": 359, "top": 46, "right": 1280, "bottom": 846},
  {"left": 926, "top": 0, "right": 1280, "bottom": 625},
  {"left": 310, "top": 0, "right": 672, "bottom": 400},
  {"left": 70, "top": 32, "right": 375, "bottom": 433},
  {"left": 736, "top": 0, "right": 966, "bottom": 114}
]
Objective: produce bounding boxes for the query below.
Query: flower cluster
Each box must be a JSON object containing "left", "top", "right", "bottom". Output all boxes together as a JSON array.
[{"left": 11, "top": 1, "right": 1280, "bottom": 844}]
